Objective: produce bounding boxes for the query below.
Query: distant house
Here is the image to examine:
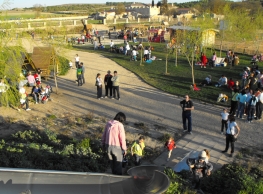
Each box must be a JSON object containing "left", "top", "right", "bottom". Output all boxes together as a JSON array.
[
  {"left": 126, "top": 2, "right": 160, "bottom": 17},
  {"left": 175, "top": 8, "right": 195, "bottom": 20},
  {"left": 168, "top": 25, "right": 218, "bottom": 47}
]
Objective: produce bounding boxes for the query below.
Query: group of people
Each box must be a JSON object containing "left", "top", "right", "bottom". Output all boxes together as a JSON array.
[{"left": 96, "top": 70, "right": 120, "bottom": 100}]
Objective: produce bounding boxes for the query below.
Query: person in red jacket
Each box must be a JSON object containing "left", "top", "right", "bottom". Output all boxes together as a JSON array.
[
  {"left": 164, "top": 137, "right": 176, "bottom": 161},
  {"left": 200, "top": 52, "right": 207, "bottom": 68},
  {"left": 227, "top": 78, "right": 235, "bottom": 90}
]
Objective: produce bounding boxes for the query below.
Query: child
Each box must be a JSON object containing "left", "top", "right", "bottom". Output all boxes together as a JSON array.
[
  {"left": 220, "top": 108, "right": 229, "bottom": 134},
  {"left": 131, "top": 136, "right": 145, "bottom": 166},
  {"left": 164, "top": 137, "right": 176, "bottom": 161}
]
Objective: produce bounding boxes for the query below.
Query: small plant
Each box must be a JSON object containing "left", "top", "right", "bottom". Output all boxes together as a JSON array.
[
  {"left": 48, "top": 114, "right": 57, "bottom": 120},
  {"left": 157, "top": 133, "right": 172, "bottom": 143},
  {"left": 85, "top": 111, "right": 94, "bottom": 122},
  {"left": 100, "top": 116, "right": 107, "bottom": 123},
  {"left": 77, "top": 138, "right": 90, "bottom": 150},
  {"left": 134, "top": 122, "right": 149, "bottom": 136}
]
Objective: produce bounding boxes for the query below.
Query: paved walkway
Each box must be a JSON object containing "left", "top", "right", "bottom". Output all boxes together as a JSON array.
[{"left": 20, "top": 37, "right": 262, "bottom": 172}]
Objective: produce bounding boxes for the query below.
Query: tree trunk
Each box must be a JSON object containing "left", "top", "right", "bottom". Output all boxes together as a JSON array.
[
  {"left": 165, "top": 54, "right": 168, "bottom": 74},
  {"left": 53, "top": 57, "right": 58, "bottom": 94},
  {"left": 175, "top": 47, "right": 178, "bottom": 67},
  {"left": 191, "top": 50, "right": 195, "bottom": 85}
]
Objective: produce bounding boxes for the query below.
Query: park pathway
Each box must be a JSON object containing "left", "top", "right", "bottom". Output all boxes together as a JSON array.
[{"left": 20, "top": 37, "right": 262, "bottom": 171}]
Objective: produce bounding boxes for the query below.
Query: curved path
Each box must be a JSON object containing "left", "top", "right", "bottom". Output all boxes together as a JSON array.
[{"left": 21, "top": 38, "right": 263, "bottom": 170}]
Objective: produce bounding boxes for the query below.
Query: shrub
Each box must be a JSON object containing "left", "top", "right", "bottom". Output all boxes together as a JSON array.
[{"left": 201, "top": 163, "right": 263, "bottom": 194}]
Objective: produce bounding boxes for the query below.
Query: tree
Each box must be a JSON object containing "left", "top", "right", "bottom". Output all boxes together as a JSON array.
[
  {"left": 115, "top": 3, "right": 125, "bottom": 15},
  {"left": 33, "top": 4, "right": 43, "bottom": 18}
]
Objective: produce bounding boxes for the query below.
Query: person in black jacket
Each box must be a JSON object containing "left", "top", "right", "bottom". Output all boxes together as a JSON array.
[{"left": 104, "top": 70, "right": 113, "bottom": 98}]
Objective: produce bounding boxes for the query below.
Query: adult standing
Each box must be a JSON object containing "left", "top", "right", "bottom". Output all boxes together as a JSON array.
[
  {"left": 75, "top": 54, "right": 80, "bottom": 68},
  {"left": 180, "top": 95, "right": 194, "bottom": 134},
  {"left": 102, "top": 112, "right": 127, "bottom": 175},
  {"left": 76, "top": 65, "right": 83, "bottom": 86},
  {"left": 104, "top": 70, "right": 113, "bottom": 98},
  {"left": 222, "top": 115, "right": 240, "bottom": 157},
  {"left": 110, "top": 40, "right": 114, "bottom": 52},
  {"left": 111, "top": 71, "right": 120, "bottom": 100},
  {"left": 27, "top": 72, "right": 36, "bottom": 87},
  {"left": 211, "top": 52, "right": 216, "bottom": 68},
  {"left": 235, "top": 90, "right": 247, "bottom": 119},
  {"left": 96, "top": 73, "right": 103, "bottom": 99},
  {"left": 246, "top": 91, "right": 258, "bottom": 123},
  {"left": 80, "top": 62, "right": 85, "bottom": 84},
  {"left": 229, "top": 88, "right": 239, "bottom": 115},
  {"left": 255, "top": 89, "right": 263, "bottom": 121}
]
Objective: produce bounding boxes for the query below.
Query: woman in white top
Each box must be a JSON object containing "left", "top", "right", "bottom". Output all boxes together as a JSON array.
[
  {"left": 96, "top": 73, "right": 103, "bottom": 99},
  {"left": 222, "top": 115, "right": 240, "bottom": 157}
]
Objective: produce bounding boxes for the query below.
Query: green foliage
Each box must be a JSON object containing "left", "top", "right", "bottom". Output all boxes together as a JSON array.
[
  {"left": 57, "top": 55, "right": 70, "bottom": 75},
  {"left": 158, "top": 133, "right": 172, "bottom": 143},
  {"left": 1, "top": 130, "right": 108, "bottom": 172},
  {"left": 201, "top": 163, "right": 263, "bottom": 194},
  {"left": 77, "top": 138, "right": 90, "bottom": 150},
  {"left": 164, "top": 168, "right": 195, "bottom": 194}
]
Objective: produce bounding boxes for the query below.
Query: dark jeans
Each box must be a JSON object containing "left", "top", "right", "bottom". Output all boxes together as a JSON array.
[
  {"left": 105, "top": 85, "right": 112, "bottom": 97},
  {"left": 247, "top": 105, "right": 256, "bottom": 121},
  {"left": 77, "top": 75, "right": 82, "bottom": 86},
  {"left": 221, "top": 119, "right": 227, "bottom": 132},
  {"left": 32, "top": 93, "right": 39, "bottom": 103},
  {"left": 236, "top": 102, "right": 245, "bottom": 118},
  {"left": 75, "top": 61, "right": 79, "bottom": 68},
  {"left": 112, "top": 86, "right": 120, "bottom": 99},
  {"left": 256, "top": 102, "right": 263, "bottom": 119},
  {"left": 224, "top": 134, "right": 235, "bottom": 153},
  {"left": 97, "top": 86, "right": 102, "bottom": 98},
  {"left": 229, "top": 100, "right": 238, "bottom": 115},
  {"left": 182, "top": 112, "right": 192, "bottom": 132}
]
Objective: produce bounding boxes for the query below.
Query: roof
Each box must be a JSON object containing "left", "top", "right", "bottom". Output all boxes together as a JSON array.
[
  {"left": 31, "top": 47, "right": 53, "bottom": 71},
  {"left": 168, "top": 25, "right": 199, "bottom": 31}
]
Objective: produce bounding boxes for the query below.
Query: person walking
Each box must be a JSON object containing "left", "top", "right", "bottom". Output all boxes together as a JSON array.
[
  {"left": 102, "top": 112, "right": 127, "bottom": 175},
  {"left": 104, "top": 70, "right": 113, "bottom": 98},
  {"left": 111, "top": 71, "right": 120, "bottom": 100},
  {"left": 80, "top": 62, "right": 85, "bottom": 84},
  {"left": 180, "top": 95, "right": 194, "bottom": 134},
  {"left": 131, "top": 136, "right": 145, "bottom": 166},
  {"left": 164, "top": 137, "right": 176, "bottom": 161},
  {"left": 222, "top": 115, "right": 240, "bottom": 157},
  {"left": 75, "top": 54, "right": 80, "bottom": 68},
  {"left": 96, "top": 73, "right": 103, "bottom": 99}
]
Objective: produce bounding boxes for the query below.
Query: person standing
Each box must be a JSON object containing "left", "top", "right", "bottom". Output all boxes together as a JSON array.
[
  {"left": 229, "top": 89, "right": 239, "bottom": 115},
  {"left": 246, "top": 92, "right": 258, "bottom": 123},
  {"left": 27, "top": 72, "right": 36, "bottom": 87},
  {"left": 235, "top": 90, "right": 247, "bottom": 119},
  {"left": 75, "top": 54, "right": 80, "bottom": 68},
  {"left": 111, "top": 71, "right": 120, "bottom": 100},
  {"left": 80, "top": 62, "right": 85, "bottom": 84},
  {"left": 255, "top": 89, "right": 263, "bottom": 121},
  {"left": 76, "top": 65, "right": 83, "bottom": 86},
  {"left": 102, "top": 112, "right": 127, "bottom": 175},
  {"left": 110, "top": 40, "right": 114, "bottom": 52},
  {"left": 220, "top": 108, "right": 229, "bottom": 134},
  {"left": 104, "top": 70, "right": 113, "bottom": 98},
  {"left": 222, "top": 115, "right": 240, "bottom": 157},
  {"left": 18, "top": 85, "right": 31, "bottom": 111},
  {"left": 211, "top": 52, "right": 216, "bottom": 68},
  {"left": 180, "top": 95, "right": 194, "bottom": 134},
  {"left": 96, "top": 73, "right": 103, "bottom": 99}
]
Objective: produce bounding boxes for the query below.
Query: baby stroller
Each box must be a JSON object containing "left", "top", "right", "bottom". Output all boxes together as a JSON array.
[{"left": 40, "top": 85, "right": 53, "bottom": 104}]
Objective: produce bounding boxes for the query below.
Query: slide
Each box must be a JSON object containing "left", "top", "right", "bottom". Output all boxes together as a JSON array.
[{"left": 0, "top": 166, "right": 170, "bottom": 194}]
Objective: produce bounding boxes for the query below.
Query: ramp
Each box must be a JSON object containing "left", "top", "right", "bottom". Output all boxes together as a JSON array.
[{"left": 0, "top": 166, "right": 170, "bottom": 194}]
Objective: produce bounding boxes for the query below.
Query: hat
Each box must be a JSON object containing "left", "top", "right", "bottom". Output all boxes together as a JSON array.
[
  {"left": 199, "top": 151, "right": 207, "bottom": 160},
  {"left": 107, "top": 70, "right": 111, "bottom": 73}
]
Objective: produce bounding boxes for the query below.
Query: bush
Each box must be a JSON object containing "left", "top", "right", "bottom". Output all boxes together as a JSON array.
[
  {"left": 0, "top": 130, "right": 108, "bottom": 172},
  {"left": 201, "top": 163, "right": 263, "bottom": 194},
  {"left": 57, "top": 56, "right": 70, "bottom": 75}
]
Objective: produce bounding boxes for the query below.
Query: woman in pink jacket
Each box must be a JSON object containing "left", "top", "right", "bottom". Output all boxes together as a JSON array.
[{"left": 102, "top": 112, "right": 127, "bottom": 175}]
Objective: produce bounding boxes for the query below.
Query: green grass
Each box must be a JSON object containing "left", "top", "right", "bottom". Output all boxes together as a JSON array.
[{"left": 72, "top": 42, "right": 255, "bottom": 105}]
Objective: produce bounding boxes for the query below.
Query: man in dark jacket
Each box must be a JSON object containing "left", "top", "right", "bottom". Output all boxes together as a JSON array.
[{"left": 104, "top": 70, "right": 113, "bottom": 98}]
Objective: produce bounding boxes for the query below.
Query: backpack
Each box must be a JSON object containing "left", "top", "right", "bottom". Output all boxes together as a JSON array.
[
  {"left": 250, "top": 96, "right": 257, "bottom": 106},
  {"left": 77, "top": 69, "right": 82, "bottom": 75}
]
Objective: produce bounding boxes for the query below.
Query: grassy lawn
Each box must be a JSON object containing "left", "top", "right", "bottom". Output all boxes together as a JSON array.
[{"left": 72, "top": 42, "right": 256, "bottom": 105}]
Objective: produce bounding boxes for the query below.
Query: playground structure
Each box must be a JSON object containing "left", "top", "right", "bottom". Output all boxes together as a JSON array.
[
  {"left": 148, "top": 28, "right": 165, "bottom": 43},
  {"left": 0, "top": 166, "right": 170, "bottom": 194}
]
